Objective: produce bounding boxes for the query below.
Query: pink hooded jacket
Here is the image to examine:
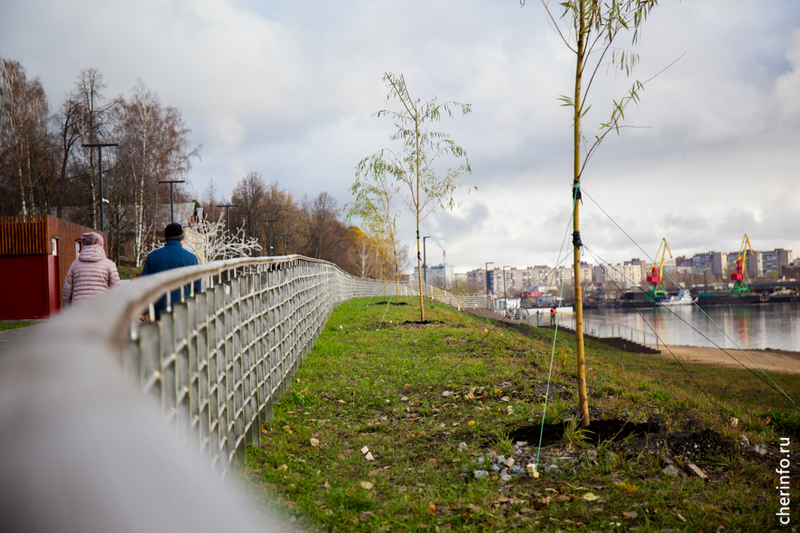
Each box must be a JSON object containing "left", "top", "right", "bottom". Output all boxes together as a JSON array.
[{"left": 62, "top": 232, "right": 122, "bottom": 306}]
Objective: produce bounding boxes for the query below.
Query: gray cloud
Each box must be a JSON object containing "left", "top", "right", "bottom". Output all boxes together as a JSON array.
[{"left": 2, "top": 0, "right": 798, "bottom": 272}]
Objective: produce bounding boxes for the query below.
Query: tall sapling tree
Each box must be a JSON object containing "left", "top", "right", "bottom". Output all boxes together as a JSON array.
[
  {"left": 356, "top": 72, "right": 473, "bottom": 321},
  {"left": 525, "top": 0, "right": 660, "bottom": 426},
  {"left": 348, "top": 162, "right": 402, "bottom": 301}
]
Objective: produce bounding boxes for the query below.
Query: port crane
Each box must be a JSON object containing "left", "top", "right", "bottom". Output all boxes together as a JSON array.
[
  {"left": 730, "top": 234, "right": 754, "bottom": 296},
  {"left": 646, "top": 238, "right": 672, "bottom": 301}
]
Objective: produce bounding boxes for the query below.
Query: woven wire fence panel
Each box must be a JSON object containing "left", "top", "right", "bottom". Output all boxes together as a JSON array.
[
  {"left": 118, "top": 257, "right": 493, "bottom": 479},
  {"left": 121, "top": 259, "right": 423, "bottom": 478}
]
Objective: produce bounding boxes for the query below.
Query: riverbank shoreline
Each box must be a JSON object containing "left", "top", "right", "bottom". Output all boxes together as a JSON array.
[{"left": 653, "top": 344, "right": 800, "bottom": 374}]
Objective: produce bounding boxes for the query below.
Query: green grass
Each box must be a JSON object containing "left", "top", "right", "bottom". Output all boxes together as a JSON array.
[
  {"left": 244, "top": 297, "right": 798, "bottom": 532},
  {"left": 117, "top": 265, "right": 142, "bottom": 280},
  {"left": 0, "top": 321, "right": 35, "bottom": 331},
  {"left": 592, "top": 343, "right": 800, "bottom": 413}
]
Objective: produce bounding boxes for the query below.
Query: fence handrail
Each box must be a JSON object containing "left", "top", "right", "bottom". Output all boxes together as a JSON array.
[{"left": 93, "top": 254, "right": 329, "bottom": 348}]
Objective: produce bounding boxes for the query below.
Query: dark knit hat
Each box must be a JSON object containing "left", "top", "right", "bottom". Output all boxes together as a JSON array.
[{"left": 165, "top": 223, "right": 184, "bottom": 241}]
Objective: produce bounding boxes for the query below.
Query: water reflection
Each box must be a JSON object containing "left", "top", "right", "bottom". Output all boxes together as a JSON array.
[{"left": 584, "top": 302, "right": 800, "bottom": 351}]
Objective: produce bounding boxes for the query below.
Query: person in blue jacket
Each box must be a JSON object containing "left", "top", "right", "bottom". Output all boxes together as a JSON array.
[{"left": 140, "top": 223, "right": 200, "bottom": 320}]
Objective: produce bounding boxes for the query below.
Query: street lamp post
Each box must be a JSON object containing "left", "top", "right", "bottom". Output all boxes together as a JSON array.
[
  {"left": 277, "top": 234, "right": 290, "bottom": 255},
  {"left": 216, "top": 204, "right": 237, "bottom": 234},
  {"left": 159, "top": 180, "right": 185, "bottom": 223},
  {"left": 82, "top": 142, "right": 118, "bottom": 234},
  {"left": 422, "top": 236, "right": 430, "bottom": 284},
  {"left": 485, "top": 261, "right": 494, "bottom": 308},
  {"left": 262, "top": 219, "right": 277, "bottom": 256},
  {"left": 443, "top": 249, "right": 447, "bottom": 291},
  {"left": 503, "top": 266, "right": 511, "bottom": 309}
]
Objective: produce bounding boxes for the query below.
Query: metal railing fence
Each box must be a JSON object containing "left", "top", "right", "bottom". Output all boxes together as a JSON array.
[
  {"left": 0, "top": 255, "right": 493, "bottom": 533},
  {"left": 525, "top": 312, "right": 658, "bottom": 350},
  {"left": 123, "top": 256, "right": 423, "bottom": 476},
  {"left": 121, "top": 260, "right": 488, "bottom": 478},
  {"left": 413, "top": 280, "right": 489, "bottom": 310},
  {"left": 581, "top": 320, "right": 658, "bottom": 349}
]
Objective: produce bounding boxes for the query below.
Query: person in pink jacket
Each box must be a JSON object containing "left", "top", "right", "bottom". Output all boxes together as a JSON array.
[{"left": 62, "top": 232, "right": 121, "bottom": 306}]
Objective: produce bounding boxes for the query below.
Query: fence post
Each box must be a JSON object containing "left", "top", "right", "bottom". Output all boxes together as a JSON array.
[{"left": 172, "top": 300, "right": 191, "bottom": 447}]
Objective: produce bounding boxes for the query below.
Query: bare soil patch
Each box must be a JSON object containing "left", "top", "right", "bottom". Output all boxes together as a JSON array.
[{"left": 509, "top": 419, "right": 659, "bottom": 447}]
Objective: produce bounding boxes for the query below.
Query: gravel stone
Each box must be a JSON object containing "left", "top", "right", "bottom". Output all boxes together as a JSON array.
[{"left": 510, "top": 465, "right": 526, "bottom": 476}]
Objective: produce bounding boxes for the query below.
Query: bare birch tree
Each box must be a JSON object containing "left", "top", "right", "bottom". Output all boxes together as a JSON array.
[
  {"left": 52, "top": 94, "right": 83, "bottom": 218},
  {"left": 349, "top": 227, "right": 374, "bottom": 279},
  {"left": 0, "top": 56, "right": 51, "bottom": 216},
  {"left": 73, "top": 69, "right": 116, "bottom": 228},
  {"left": 231, "top": 172, "right": 267, "bottom": 244},
  {"left": 114, "top": 80, "right": 199, "bottom": 266}
]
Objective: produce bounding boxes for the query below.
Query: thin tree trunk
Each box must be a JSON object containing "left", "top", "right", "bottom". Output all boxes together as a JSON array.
[
  {"left": 415, "top": 126, "right": 425, "bottom": 321},
  {"left": 25, "top": 151, "right": 35, "bottom": 213},
  {"left": 573, "top": 0, "right": 589, "bottom": 428},
  {"left": 17, "top": 163, "right": 27, "bottom": 215},
  {"left": 392, "top": 239, "right": 400, "bottom": 301},
  {"left": 380, "top": 249, "right": 387, "bottom": 303},
  {"left": 90, "top": 175, "right": 97, "bottom": 229}
]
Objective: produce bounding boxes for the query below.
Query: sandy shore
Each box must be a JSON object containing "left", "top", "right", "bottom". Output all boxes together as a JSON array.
[{"left": 653, "top": 345, "right": 800, "bottom": 374}]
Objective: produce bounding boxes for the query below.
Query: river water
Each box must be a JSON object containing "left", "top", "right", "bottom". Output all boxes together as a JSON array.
[{"left": 583, "top": 302, "right": 800, "bottom": 352}]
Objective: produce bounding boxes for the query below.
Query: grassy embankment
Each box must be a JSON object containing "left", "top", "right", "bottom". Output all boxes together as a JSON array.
[{"left": 245, "top": 297, "right": 799, "bottom": 532}]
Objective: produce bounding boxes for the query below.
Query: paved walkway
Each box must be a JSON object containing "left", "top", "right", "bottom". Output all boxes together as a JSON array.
[
  {"left": 0, "top": 324, "right": 39, "bottom": 355},
  {"left": 462, "top": 307, "right": 524, "bottom": 323}
]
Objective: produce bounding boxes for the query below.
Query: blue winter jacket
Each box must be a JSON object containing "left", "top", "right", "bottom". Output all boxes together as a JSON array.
[{"left": 141, "top": 240, "right": 201, "bottom": 319}]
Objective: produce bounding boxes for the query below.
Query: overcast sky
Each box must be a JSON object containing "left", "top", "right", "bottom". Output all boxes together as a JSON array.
[{"left": 2, "top": 0, "right": 799, "bottom": 272}]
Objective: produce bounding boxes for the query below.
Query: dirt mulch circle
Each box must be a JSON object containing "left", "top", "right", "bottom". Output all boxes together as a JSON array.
[
  {"left": 509, "top": 418, "right": 733, "bottom": 460},
  {"left": 399, "top": 320, "right": 442, "bottom": 327},
  {"left": 509, "top": 418, "right": 661, "bottom": 447}
]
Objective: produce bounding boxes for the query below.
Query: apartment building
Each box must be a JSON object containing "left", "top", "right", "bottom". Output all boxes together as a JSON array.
[
  {"left": 761, "top": 249, "right": 793, "bottom": 277},
  {"left": 693, "top": 251, "right": 728, "bottom": 279},
  {"left": 553, "top": 262, "right": 593, "bottom": 285},
  {"left": 466, "top": 268, "right": 487, "bottom": 286},
  {"left": 624, "top": 258, "right": 647, "bottom": 282},
  {"left": 414, "top": 264, "right": 454, "bottom": 288},
  {"left": 592, "top": 263, "right": 642, "bottom": 287},
  {"left": 528, "top": 265, "right": 554, "bottom": 287}
]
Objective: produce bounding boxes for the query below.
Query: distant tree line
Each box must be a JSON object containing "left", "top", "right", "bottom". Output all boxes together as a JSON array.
[
  {"left": 0, "top": 55, "right": 398, "bottom": 277},
  {"left": 206, "top": 172, "right": 408, "bottom": 278},
  {"left": 0, "top": 56, "right": 197, "bottom": 265}
]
